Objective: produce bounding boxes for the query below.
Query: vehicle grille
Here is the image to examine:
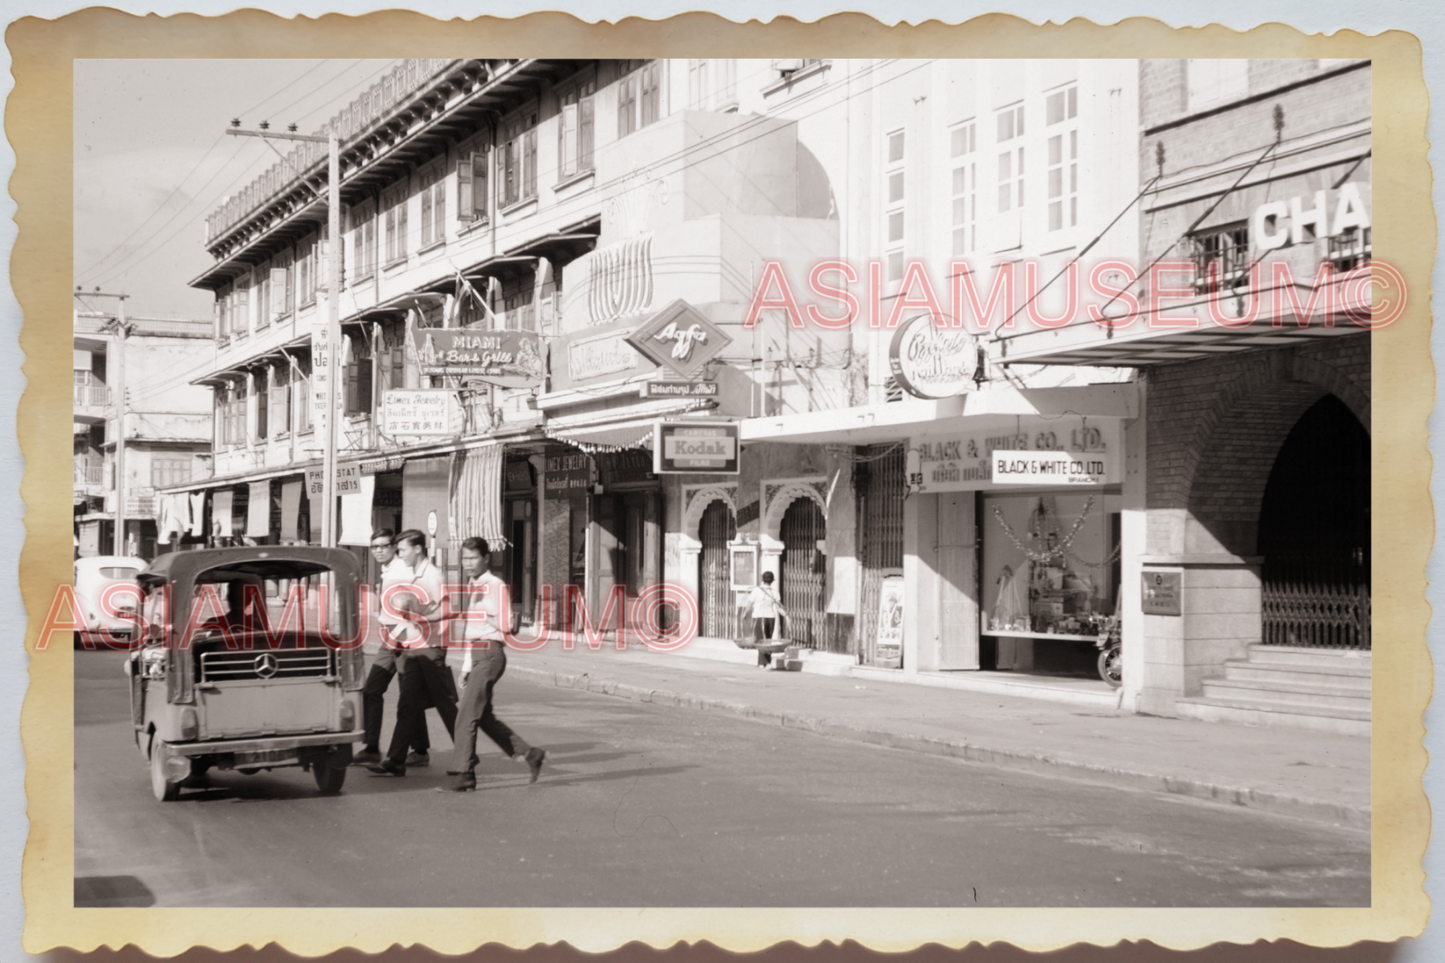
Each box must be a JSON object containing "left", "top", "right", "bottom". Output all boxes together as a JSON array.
[{"left": 200, "top": 648, "right": 334, "bottom": 682}]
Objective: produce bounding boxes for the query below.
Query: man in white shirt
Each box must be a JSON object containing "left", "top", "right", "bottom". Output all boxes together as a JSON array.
[
  {"left": 356, "top": 530, "right": 433, "bottom": 767},
  {"left": 438, "top": 537, "right": 545, "bottom": 793},
  {"left": 367, "top": 530, "right": 458, "bottom": 777}
]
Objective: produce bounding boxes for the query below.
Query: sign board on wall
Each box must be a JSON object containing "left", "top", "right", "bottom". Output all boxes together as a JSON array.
[
  {"left": 653, "top": 421, "right": 740, "bottom": 474},
  {"left": 991, "top": 451, "right": 1113, "bottom": 486},
  {"left": 1142, "top": 571, "right": 1182, "bottom": 616},
  {"left": 306, "top": 464, "right": 361, "bottom": 497},
  {"left": 543, "top": 451, "right": 593, "bottom": 498},
  {"left": 567, "top": 329, "right": 640, "bottom": 383},
  {"left": 729, "top": 544, "right": 758, "bottom": 592},
  {"left": 907, "top": 418, "right": 1121, "bottom": 495},
  {"left": 625, "top": 299, "right": 733, "bottom": 378},
  {"left": 380, "top": 390, "right": 460, "bottom": 436},
  {"left": 409, "top": 318, "right": 544, "bottom": 388}
]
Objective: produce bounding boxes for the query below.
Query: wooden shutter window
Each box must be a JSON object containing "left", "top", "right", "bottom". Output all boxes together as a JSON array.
[
  {"left": 457, "top": 155, "right": 473, "bottom": 221},
  {"left": 524, "top": 129, "right": 537, "bottom": 198},
  {"left": 579, "top": 97, "right": 595, "bottom": 170},
  {"left": 473, "top": 151, "right": 488, "bottom": 219},
  {"left": 560, "top": 103, "right": 578, "bottom": 178}
]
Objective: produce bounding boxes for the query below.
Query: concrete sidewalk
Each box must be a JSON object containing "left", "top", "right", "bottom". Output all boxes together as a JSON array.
[{"left": 452, "top": 632, "right": 1371, "bottom": 831}]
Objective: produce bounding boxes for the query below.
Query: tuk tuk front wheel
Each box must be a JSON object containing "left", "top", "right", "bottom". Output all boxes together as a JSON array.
[
  {"left": 1097, "top": 643, "right": 1123, "bottom": 689},
  {"left": 313, "top": 763, "right": 346, "bottom": 794},
  {"left": 150, "top": 739, "right": 181, "bottom": 802}
]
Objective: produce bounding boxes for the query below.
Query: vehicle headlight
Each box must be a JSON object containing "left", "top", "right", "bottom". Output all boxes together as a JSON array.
[
  {"left": 338, "top": 698, "right": 355, "bottom": 731},
  {"left": 179, "top": 707, "right": 198, "bottom": 741}
]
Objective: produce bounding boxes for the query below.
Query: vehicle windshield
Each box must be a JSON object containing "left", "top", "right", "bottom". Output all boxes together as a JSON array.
[
  {"left": 143, "top": 558, "right": 350, "bottom": 646},
  {"left": 98, "top": 566, "right": 140, "bottom": 580}
]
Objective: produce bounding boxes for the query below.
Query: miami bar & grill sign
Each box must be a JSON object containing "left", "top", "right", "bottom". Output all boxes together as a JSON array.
[{"left": 410, "top": 318, "right": 544, "bottom": 389}]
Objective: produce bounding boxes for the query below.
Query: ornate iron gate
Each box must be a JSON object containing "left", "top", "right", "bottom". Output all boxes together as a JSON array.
[
  {"left": 779, "top": 497, "right": 826, "bottom": 648},
  {"left": 1258, "top": 395, "right": 1370, "bottom": 649},
  {"left": 857, "top": 445, "right": 905, "bottom": 665},
  {"left": 698, "top": 499, "right": 738, "bottom": 639}
]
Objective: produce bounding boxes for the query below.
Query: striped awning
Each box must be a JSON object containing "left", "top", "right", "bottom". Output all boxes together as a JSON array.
[{"left": 448, "top": 443, "right": 507, "bottom": 549}]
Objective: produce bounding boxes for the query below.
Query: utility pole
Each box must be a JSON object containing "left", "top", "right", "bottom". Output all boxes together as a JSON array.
[
  {"left": 226, "top": 122, "right": 340, "bottom": 546},
  {"left": 77, "top": 289, "right": 131, "bottom": 556}
]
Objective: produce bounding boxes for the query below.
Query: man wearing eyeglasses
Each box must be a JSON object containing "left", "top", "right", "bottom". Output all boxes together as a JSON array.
[{"left": 354, "top": 529, "right": 433, "bottom": 768}]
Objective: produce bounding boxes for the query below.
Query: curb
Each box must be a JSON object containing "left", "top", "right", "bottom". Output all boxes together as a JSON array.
[{"left": 507, "top": 664, "right": 1371, "bottom": 832}]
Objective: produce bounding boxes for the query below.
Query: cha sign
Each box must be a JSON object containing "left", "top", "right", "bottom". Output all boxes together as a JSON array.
[
  {"left": 991, "top": 450, "right": 1112, "bottom": 486},
  {"left": 626, "top": 299, "right": 733, "bottom": 379},
  {"left": 653, "top": 421, "right": 739, "bottom": 474},
  {"left": 888, "top": 315, "right": 979, "bottom": 400},
  {"left": 409, "top": 318, "right": 544, "bottom": 389}
]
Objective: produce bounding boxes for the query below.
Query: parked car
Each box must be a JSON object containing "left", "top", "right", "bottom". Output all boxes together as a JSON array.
[
  {"left": 74, "top": 555, "right": 147, "bottom": 648},
  {"left": 125, "top": 546, "right": 366, "bottom": 800}
]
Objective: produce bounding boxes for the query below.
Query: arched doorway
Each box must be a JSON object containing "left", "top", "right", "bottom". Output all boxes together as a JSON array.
[
  {"left": 697, "top": 499, "right": 737, "bottom": 639},
  {"left": 1258, "top": 394, "right": 1370, "bottom": 648},
  {"left": 779, "top": 498, "right": 827, "bottom": 646}
]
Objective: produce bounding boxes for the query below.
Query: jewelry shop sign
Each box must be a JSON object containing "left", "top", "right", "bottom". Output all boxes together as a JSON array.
[
  {"left": 380, "top": 389, "right": 461, "bottom": 436},
  {"left": 907, "top": 417, "right": 1121, "bottom": 494}
]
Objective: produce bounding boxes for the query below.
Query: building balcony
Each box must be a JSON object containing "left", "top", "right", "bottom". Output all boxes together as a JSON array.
[{"left": 73, "top": 384, "right": 112, "bottom": 424}]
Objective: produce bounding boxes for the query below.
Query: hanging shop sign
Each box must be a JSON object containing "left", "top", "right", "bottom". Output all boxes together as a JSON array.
[
  {"left": 1141, "top": 570, "right": 1182, "bottom": 617},
  {"left": 543, "top": 451, "right": 594, "bottom": 497},
  {"left": 380, "top": 389, "right": 462, "bottom": 437},
  {"left": 639, "top": 379, "right": 719, "bottom": 398},
  {"left": 907, "top": 418, "right": 1119, "bottom": 495},
  {"left": 653, "top": 421, "right": 740, "bottom": 474},
  {"left": 409, "top": 318, "right": 544, "bottom": 388},
  {"left": 306, "top": 463, "right": 361, "bottom": 497},
  {"left": 991, "top": 450, "right": 1113, "bottom": 486},
  {"left": 359, "top": 455, "right": 406, "bottom": 476},
  {"left": 625, "top": 299, "right": 733, "bottom": 379},
  {"left": 1252, "top": 182, "right": 1370, "bottom": 253},
  {"left": 888, "top": 314, "right": 979, "bottom": 400}
]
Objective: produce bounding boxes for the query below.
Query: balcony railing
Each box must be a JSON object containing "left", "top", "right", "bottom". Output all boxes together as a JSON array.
[
  {"left": 74, "top": 464, "right": 103, "bottom": 486},
  {"left": 74, "top": 384, "right": 112, "bottom": 408}
]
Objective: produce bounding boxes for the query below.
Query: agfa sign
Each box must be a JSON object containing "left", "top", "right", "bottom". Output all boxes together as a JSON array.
[
  {"left": 888, "top": 314, "right": 979, "bottom": 400},
  {"left": 626, "top": 299, "right": 733, "bottom": 379}
]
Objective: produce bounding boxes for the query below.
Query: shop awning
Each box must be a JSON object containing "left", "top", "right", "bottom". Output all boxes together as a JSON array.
[
  {"left": 544, "top": 398, "right": 717, "bottom": 451},
  {"left": 740, "top": 385, "right": 1138, "bottom": 446}
]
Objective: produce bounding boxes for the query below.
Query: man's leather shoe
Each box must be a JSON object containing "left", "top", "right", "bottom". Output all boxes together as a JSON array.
[
  {"left": 525, "top": 748, "right": 546, "bottom": 784},
  {"left": 352, "top": 749, "right": 382, "bottom": 767},
  {"left": 436, "top": 772, "right": 476, "bottom": 793},
  {"left": 366, "top": 760, "right": 405, "bottom": 777},
  {"left": 406, "top": 751, "right": 430, "bottom": 767}
]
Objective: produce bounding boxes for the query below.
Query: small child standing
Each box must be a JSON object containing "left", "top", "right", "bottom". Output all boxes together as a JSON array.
[{"left": 749, "top": 571, "right": 788, "bottom": 668}]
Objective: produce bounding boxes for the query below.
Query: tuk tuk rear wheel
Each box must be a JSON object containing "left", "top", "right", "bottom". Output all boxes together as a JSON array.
[
  {"left": 313, "top": 764, "right": 346, "bottom": 794},
  {"left": 150, "top": 739, "right": 181, "bottom": 802},
  {"left": 1097, "top": 643, "right": 1123, "bottom": 689}
]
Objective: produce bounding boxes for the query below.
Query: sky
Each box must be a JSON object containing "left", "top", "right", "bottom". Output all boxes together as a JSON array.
[{"left": 73, "top": 59, "right": 401, "bottom": 321}]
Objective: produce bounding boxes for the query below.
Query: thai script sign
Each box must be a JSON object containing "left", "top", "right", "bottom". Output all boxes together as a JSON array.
[
  {"left": 907, "top": 419, "right": 1119, "bottom": 495},
  {"left": 380, "top": 389, "right": 459, "bottom": 437},
  {"left": 409, "top": 319, "right": 544, "bottom": 389},
  {"left": 544, "top": 451, "right": 593, "bottom": 497},
  {"left": 640, "top": 380, "right": 719, "bottom": 398},
  {"left": 307, "top": 463, "right": 361, "bottom": 497},
  {"left": 1141, "top": 570, "right": 1182, "bottom": 617},
  {"left": 888, "top": 314, "right": 979, "bottom": 399}
]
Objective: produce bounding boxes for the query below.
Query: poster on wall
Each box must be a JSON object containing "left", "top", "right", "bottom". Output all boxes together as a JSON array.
[
  {"left": 729, "top": 544, "right": 758, "bottom": 592},
  {"left": 875, "top": 573, "right": 905, "bottom": 668}
]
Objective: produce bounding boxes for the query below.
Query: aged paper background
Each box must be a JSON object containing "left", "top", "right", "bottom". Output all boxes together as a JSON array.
[{"left": 9, "top": 8, "right": 1433, "bottom": 957}]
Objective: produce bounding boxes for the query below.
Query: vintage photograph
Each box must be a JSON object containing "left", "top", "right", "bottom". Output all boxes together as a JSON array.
[{"left": 65, "top": 54, "right": 1383, "bottom": 914}]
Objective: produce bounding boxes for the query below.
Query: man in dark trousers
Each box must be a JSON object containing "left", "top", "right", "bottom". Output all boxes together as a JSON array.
[
  {"left": 368, "top": 530, "right": 458, "bottom": 777},
  {"left": 354, "top": 529, "right": 432, "bottom": 767},
  {"left": 438, "top": 537, "right": 545, "bottom": 793}
]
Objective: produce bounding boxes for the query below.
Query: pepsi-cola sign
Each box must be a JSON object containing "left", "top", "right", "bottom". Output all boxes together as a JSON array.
[{"left": 888, "top": 315, "right": 979, "bottom": 400}]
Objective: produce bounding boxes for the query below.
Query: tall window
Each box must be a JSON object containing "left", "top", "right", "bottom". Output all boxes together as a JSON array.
[
  {"left": 254, "top": 367, "right": 268, "bottom": 439},
  {"left": 501, "top": 112, "right": 538, "bottom": 207},
  {"left": 1189, "top": 222, "right": 1250, "bottom": 294},
  {"left": 383, "top": 185, "right": 408, "bottom": 265},
  {"left": 996, "top": 103, "right": 1025, "bottom": 213},
  {"left": 270, "top": 254, "right": 291, "bottom": 320},
  {"left": 688, "top": 59, "right": 737, "bottom": 109},
  {"left": 293, "top": 356, "right": 312, "bottom": 433},
  {"left": 949, "top": 120, "right": 977, "bottom": 256},
  {"left": 297, "top": 235, "right": 317, "bottom": 304},
  {"left": 617, "top": 61, "right": 663, "bottom": 138},
  {"left": 218, "top": 386, "right": 246, "bottom": 447},
  {"left": 558, "top": 80, "right": 596, "bottom": 179},
  {"left": 217, "top": 285, "right": 231, "bottom": 339},
  {"left": 351, "top": 201, "right": 377, "bottom": 280},
  {"left": 257, "top": 262, "right": 272, "bottom": 328},
  {"left": 419, "top": 163, "right": 446, "bottom": 248},
  {"left": 233, "top": 278, "right": 250, "bottom": 337},
  {"left": 884, "top": 129, "right": 906, "bottom": 281},
  {"left": 270, "top": 364, "right": 291, "bottom": 436},
  {"left": 457, "top": 146, "right": 490, "bottom": 224},
  {"left": 1045, "top": 85, "right": 1078, "bottom": 232},
  {"left": 345, "top": 334, "right": 373, "bottom": 416},
  {"left": 1187, "top": 60, "right": 1248, "bottom": 112}
]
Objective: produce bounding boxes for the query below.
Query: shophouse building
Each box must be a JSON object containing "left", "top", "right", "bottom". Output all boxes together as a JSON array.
[
  {"left": 994, "top": 59, "right": 1372, "bottom": 731},
  {"left": 74, "top": 310, "right": 213, "bottom": 559}
]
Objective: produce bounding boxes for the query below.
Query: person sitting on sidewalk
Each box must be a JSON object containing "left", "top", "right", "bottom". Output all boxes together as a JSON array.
[
  {"left": 438, "top": 537, "right": 546, "bottom": 793},
  {"left": 749, "top": 571, "right": 788, "bottom": 668}
]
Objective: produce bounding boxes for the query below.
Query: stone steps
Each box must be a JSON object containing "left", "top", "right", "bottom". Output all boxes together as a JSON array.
[{"left": 1175, "top": 644, "right": 1370, "bottom": 736}]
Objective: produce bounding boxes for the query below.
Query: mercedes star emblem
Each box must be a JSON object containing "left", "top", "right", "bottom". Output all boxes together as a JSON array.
[{"left": 253, "top": 653, "right": 279, "bottom": 679}]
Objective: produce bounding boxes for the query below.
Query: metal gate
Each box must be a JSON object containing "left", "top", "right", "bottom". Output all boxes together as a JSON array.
[
  {"left": 857, "top": 445, "right": 905, "bottom": 665},
  {"left": 779, "top": 497, "right": 826, "bottom": 648},
  {"left": 698, "top": 499, "right": 738, "bottom": 639},
  {"left": 1258, "top": 395, "right": 1370, "bottom": 649}
]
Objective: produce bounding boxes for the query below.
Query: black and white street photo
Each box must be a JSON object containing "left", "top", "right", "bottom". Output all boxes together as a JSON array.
[{"left": 69, "top": 55, "right": 1375, "bottom": 913}]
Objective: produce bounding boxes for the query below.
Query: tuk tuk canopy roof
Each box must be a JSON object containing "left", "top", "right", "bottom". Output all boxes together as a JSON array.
[{"left": 137, "top": 547, "right": 361, "bottom": 589}]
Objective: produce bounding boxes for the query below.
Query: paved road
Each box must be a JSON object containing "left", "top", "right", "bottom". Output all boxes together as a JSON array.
[{"left": 74, "top": 650, "right": 1369, "bottom": 907}]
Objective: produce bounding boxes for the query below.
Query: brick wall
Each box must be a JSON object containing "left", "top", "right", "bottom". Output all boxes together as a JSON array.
[
  {"left": 1145, "top": 334, "right": 1370, "bottom": 556},
  {"left": 1139, "top": 58, "right": 1367, "bottom": 136}
]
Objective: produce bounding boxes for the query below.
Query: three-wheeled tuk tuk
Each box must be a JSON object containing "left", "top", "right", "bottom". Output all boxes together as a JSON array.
[{"left": 125, "top": 547, "right": 366, "bottom": 800}]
